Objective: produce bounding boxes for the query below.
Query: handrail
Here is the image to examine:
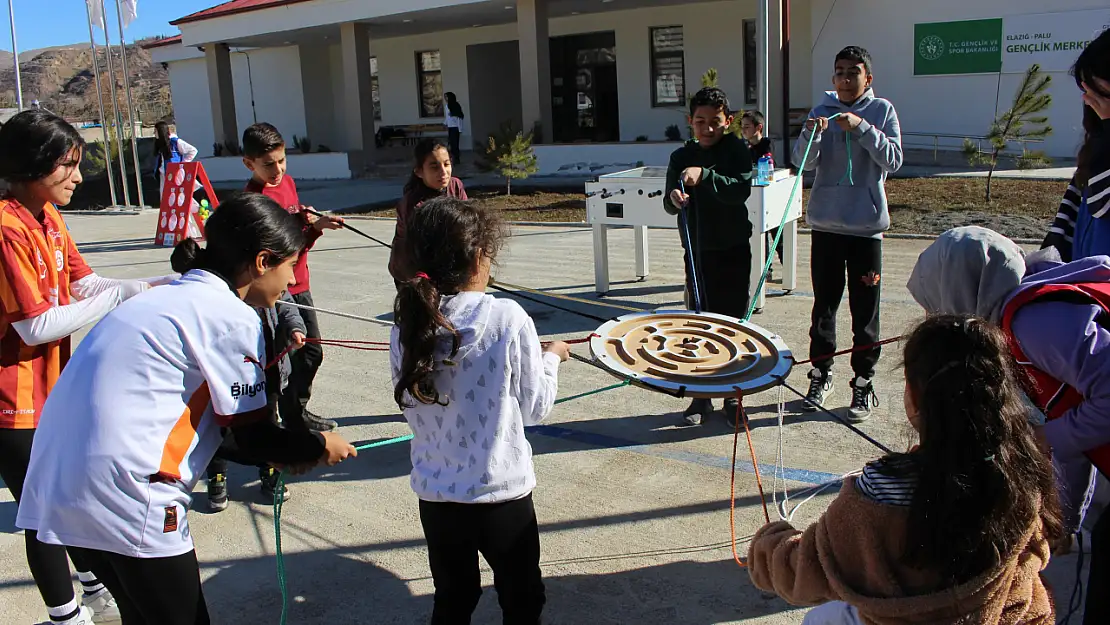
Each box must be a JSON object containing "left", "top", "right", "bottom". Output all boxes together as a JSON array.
[{"left": 902, "top": 131, "right": 1044, "bottom": 162}]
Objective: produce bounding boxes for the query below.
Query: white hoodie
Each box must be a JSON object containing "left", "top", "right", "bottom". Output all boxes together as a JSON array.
[{"left": 390, "top": 292, "right": 560, "bottom": 503}]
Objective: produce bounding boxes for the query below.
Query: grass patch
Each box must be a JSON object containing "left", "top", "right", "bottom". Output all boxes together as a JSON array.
[{"left": 349, "top": 177, "right": 1066, "bottom": 238}]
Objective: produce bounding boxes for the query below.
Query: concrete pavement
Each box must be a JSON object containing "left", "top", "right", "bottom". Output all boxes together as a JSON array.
[{"left": 0, "top": 213, "right": 1089, "bottom": 624}]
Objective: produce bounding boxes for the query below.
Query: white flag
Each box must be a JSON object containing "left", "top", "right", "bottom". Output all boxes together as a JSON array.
[
  {"left": 87, "top": 0, "right": 106, "bottom": 31},
  {"left": 120, "top": 0, "right": 138, "bottom": 29}
]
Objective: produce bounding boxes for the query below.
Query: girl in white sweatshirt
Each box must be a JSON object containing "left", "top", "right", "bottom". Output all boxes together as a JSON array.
[{"left": 391, "top": 196, "right": 569, "bottom": 624}]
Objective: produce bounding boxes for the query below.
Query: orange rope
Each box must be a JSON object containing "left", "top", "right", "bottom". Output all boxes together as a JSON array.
[{"left": 729, "top": 391, "right": 770, "bottom": 569}]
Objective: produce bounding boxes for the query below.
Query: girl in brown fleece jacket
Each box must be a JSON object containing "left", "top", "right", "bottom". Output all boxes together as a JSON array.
[{"left": 749, "top": 315, "right": 1064, "bottom": 625}]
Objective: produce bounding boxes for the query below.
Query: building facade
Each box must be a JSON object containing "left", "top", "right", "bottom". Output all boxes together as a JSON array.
[{"left": 149, "top": 0, "right": 1109, "bottom": 180}]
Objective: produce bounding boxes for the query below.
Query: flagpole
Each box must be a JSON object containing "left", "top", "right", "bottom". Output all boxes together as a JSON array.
[
  {"left": 114, "top": 0, "right": 145, "bottom": 208},
  {"left": 98, "top": 0, "right": 131, "bottom": 207},
  {"left": 85, "top": 0, "right": 118, "bottom": 208},
  {"left": 8, "top": 0, "right": 23, "bottom": 110}
]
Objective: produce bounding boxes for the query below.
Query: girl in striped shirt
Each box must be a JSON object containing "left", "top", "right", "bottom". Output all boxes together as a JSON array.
[
  {"left": 1044, "top": 28, "right": 1110, "bottom": 261},
  {"left": 749, "top": 315, "right": 1063, "bottom": 624}
]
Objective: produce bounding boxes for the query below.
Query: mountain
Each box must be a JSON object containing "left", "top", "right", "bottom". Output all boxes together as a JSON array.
[{"left": 0, "top": 42, "right": 171, "bottom": 122}]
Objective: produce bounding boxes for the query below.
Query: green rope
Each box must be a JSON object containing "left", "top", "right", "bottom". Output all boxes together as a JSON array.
[
  {"left": 271, "top": 381, "right": 629, "bottom": 623},
  {"left": 838, "top": 132, "right": 855, "bottom": 186},
  {"left": 743, "top": 113, "right": 843, "bottom": 322},
  {"left": 554, "top": 379, "right": 631, "bottom": 405}
]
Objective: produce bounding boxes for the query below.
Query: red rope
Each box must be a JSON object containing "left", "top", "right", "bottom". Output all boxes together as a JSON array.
[
  {"left": 790, "top": 335, "right": 904, "bottom": 367},
  {"left": 265, "top": 338, "right": 389, "bottom": 369},
  {"left": 542, "top": 334, "right": 598, "bottom": 347},
  {"left": 730, "top": 391, "right": 770, "bottom": 569}
]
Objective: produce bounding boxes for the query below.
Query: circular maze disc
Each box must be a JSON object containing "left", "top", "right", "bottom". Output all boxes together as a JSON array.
[{"left": 590, "top": 310, "right": 793, "bottom": 399}]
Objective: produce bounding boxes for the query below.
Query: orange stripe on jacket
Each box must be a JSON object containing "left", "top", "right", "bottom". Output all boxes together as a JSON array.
[{"left": 157, "top": 382, "right": 212, "bottom": 480}]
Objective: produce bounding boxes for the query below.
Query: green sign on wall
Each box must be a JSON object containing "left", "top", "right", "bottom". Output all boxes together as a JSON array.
[{"left": 914, "top": 19, "right": 1003, "bottom": 75}]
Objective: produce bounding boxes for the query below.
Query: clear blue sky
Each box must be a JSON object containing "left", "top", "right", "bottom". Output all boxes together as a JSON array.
[{"left": 1, "top": 0, "right": 218, "bottom": 53}]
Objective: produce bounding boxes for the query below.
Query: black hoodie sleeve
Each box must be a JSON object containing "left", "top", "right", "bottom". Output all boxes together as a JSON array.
[
  {"left": 224, "top": 406, "right": 327, "bottom": 465},
  {"left": 663, "top": 146, "right": 685, "bottom": 216}
]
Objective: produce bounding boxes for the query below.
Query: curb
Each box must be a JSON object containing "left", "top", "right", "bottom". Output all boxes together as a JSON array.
[{"left": 63, "top": 210, "right": 142, "bottom": 216}]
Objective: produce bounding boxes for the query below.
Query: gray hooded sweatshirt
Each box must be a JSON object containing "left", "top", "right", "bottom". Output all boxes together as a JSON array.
[{"left": 793, "top": 88, "right": 903, "bottom": 238}]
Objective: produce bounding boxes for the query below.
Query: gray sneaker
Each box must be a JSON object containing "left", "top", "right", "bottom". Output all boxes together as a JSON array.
[
  {"left": 682, "top": 398, "right": 713, "bottom": 426},
  {"left": 803, "top": 369, "right": 833, "bottom": 412},
  {"left": 847, "top": 377, "right": 878, "bottom": 423}
]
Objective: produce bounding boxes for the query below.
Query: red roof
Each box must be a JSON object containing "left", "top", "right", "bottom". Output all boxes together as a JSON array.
[
  {"left": 141, "top": 35, "right": 182, "bottom": 49},
  {"left": 171, "top": 0, "right": 315, "bottom": 26}
]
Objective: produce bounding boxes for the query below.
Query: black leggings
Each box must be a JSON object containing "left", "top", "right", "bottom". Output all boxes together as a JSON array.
[
  {"left": 0, "top": 427, "right": 82, "bottom": 608},
  {"left": 70, "top": 547, "right": 210, "bottom": 624},
  {"left": 419, "top": 494, "right": 545, "bottom": 625}
]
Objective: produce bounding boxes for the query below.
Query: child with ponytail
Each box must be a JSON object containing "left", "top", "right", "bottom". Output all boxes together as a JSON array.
[
  {"left": 388, "top": 138, "right": 468, "bottom": 284},
  {"left": 390, "top": 196, "right": 569, "bottom": 623},
  {"left": 749, "top": 315, "right": 1061, "bottom": 625}
]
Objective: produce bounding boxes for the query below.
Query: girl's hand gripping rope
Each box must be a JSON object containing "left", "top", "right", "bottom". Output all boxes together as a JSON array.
[{"left": 543, "top": 340, "right": 572, "bottom": 362}]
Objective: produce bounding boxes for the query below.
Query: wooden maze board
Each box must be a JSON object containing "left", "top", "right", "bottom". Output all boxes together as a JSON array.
[{"left": 589, "top": 311, "right": 794, "bottom": 398}]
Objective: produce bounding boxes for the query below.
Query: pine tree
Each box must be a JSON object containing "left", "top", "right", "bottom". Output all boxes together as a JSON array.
[
  {"left": 685, "top": 68, "right": 743, "bottom": 138},
  {"left": 964, "top": 64, "right": 1053, "bottom": 202},
  {"left": 496, "top": 131, "right": 539, "bottom": 195}
]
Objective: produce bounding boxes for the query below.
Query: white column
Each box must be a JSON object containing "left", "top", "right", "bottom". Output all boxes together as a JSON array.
[
  {"left": 339, "top": 22, "right": 377, "bottom": 175},
  {"left": 517, "top": 0, "right": 552, "bottom": 142},
  {"left": 205, "top": 43, "right": 238, "bottom": 151}
]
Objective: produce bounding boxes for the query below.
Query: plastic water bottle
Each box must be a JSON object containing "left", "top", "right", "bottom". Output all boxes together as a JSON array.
[{"left": 756, "top": 154, "right": 774, "bottom": 186}]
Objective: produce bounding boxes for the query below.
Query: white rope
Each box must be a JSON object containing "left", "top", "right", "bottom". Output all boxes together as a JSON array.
[
  {"left": 277, "top": 299, "right": 394, "bottom": 328},
  {"left": 771, "top": 383, "right": 860, "bottom": 522}
]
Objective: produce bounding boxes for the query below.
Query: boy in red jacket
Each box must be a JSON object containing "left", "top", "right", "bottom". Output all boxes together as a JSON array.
[{"left": 242, "top": 122, "right": 344, "bottom": 433}]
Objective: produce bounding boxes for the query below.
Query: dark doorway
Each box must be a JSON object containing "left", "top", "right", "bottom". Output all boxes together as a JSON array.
[{"left": 550, "top": 31, "right": 619, "bottom": 143}]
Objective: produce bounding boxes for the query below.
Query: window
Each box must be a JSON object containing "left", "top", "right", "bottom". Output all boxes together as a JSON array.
[
  {"left": 416, "top": 50, "right": 443, "bottom": 117},
  {"left": 650, "top": 26, "right": 684, "bottom": 107},
  {"left": 743, "top": 20, "right": 757, "bottom": 104},
  {"left": 370, "top": 56, "right": 381, "bottom": 120}
]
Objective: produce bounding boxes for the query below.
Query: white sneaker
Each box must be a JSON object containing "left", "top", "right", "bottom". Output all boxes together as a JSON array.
[
  {"left": 83, "top": 589, "right": 121, "bottom": 623},
  {"left": 45, "top": 606, "right": 95, "bottom": 625}
]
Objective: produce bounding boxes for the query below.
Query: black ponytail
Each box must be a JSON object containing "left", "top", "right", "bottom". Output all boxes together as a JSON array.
[
  {"left": 889, "top": 315, "right": 1063, "bottom": 583},
  {"left": 170, "top": 192, "right": 305, "bottom": 278},
  {"left": 393, "top": 196, "right": 506, "bottom": 408}
]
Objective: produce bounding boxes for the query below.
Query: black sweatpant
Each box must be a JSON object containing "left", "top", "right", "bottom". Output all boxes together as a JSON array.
[
  {"left": 71, "top": 547, "right": 209, "bottom": 625},
  {"left": 1086, "top": 506, "right": 1110, "bottom": 624},
  {"left": 281, "top": 289, "right": 323, "bottom": 430},
  {"left": 0, "top": 427, "right": 83, "bottom": 609},
  {"left": 683, "top": 243, "right": 752, "bottom": 320},
  {"left": 419, "top": 494, "right": 545, "bottom": 625},
  {"left": 809, "top": 231, "right": 882, "bottom": 379}
]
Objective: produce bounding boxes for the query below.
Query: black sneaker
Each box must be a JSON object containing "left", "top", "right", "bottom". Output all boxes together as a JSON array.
[
  {"left": 260, "top": 467, "right": 290, "bottom": 503},
  {"left": 682, "top": 398, "right": 713, "bottom": 426},
  {"left": 803, "top": 369, "right": 833, "bottom": 412},
  {"left": 302, "top": 409, "right": 338, "bottom": 432},
  {"left": 847, "top": 377, "right": 878, "bottom": 423},
  {"left": 207, "top": 473, "right": 228, "bottom": 512},
  {"left": 722, "top": 397, "right": 741, "bottom": 426}
]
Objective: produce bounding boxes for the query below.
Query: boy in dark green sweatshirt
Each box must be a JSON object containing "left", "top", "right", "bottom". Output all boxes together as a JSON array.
[{"left": 664, "top": 86, "right": 754, "bottom": 425}]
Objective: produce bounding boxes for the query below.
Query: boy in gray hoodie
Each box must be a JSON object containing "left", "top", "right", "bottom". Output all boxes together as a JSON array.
[{"left": 793, "top": 45, "right": 903, "bottom": 423}]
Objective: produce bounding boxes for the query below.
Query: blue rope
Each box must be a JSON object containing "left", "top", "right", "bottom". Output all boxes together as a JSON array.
[
  {"left": 743, "top": 113, "right": 843, "bottom": 321},
  {"left": 678, "top": 180, "right": 703, "bottom": 313}
]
